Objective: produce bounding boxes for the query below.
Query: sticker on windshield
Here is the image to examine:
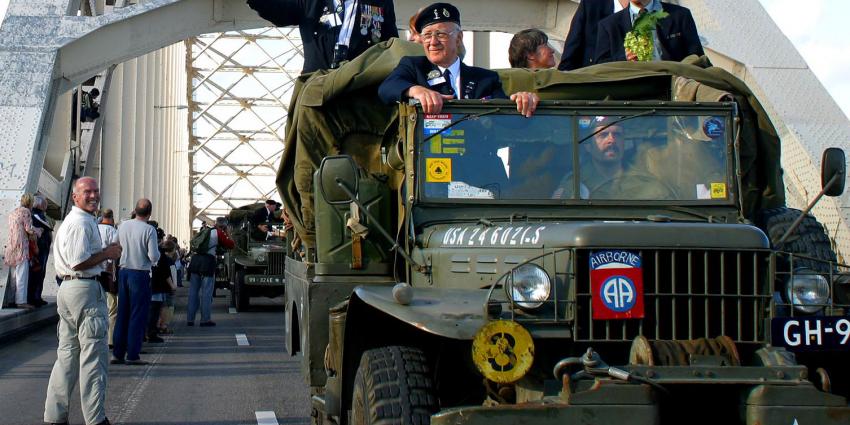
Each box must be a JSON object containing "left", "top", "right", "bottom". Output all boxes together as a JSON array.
[
  {"left": 710, "top": 182, "right": 727, "bottom": 199},
  {"left": 696, "top": 184, "right": 711, "bottom": 200},
  {"left": 429, "top": 130, "right": 465, "bottom": 154},
  {"left": 703, "top": 117, "right": 724, "bottom": 139},
  {"left": 424, "top": 114, "right": 452, "bottom": 136},
  {"left": 426, "top": 158, "right": 452, "bottom": 182},
  {"left": 590, "top": 250, "right": 644, "bottom": 320},
  {"left": 448, "top": 181, "right": 494, "bottom": 199}
]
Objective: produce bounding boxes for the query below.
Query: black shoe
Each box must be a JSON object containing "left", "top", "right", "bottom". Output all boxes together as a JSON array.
[
  {"left": 95, "top": 418, "right": 111, "bottom": 425},
  {"left": 109, "top": 356, "right": 124, "bottom": 365},
  {"left": 199, "top": 321, "right": 216, "bottom": 327},
  {"left": 147, "top": 335, "right": 164, "bottom": 343},
  {"left": 37, "top": 299, "right": 48, "bottom": 306},
  {"left": 186, "top": 321, "right": 194, "bottom": 326},
  {"left": 125, "top": 359, "right": 149, "bottom": 365},
  {"left": 47, "top": 421, "right": 69, "bottom": 425}
]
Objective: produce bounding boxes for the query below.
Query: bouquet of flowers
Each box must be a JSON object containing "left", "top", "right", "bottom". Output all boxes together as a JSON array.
[{"left": 623, "top": 10, "right": 669, "bottom": 61}]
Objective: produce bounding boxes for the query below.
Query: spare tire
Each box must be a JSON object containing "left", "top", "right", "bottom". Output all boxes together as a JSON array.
[{"left": 756, "top": 207, "right": 836, "bottom": 272}]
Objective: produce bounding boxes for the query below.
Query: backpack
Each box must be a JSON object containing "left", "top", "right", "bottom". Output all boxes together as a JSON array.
[{"left": 190, "top": 227, "right": 213, "bottom": 254}]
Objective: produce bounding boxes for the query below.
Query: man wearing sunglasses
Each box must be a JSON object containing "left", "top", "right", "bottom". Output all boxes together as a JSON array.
[{"left": 378, "top": 2, "right": 539, "bottom": 117}]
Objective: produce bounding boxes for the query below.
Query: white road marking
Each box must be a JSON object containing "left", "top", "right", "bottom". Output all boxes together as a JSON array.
[
  {"left": 236, "top": 333, "right": 249, "bottom": 346},
  {"left": 256, "top": 410, "right": 279, "bottom": 425},
  {"left": 229, "top": 307, "right": 237, "bottom": 314}
]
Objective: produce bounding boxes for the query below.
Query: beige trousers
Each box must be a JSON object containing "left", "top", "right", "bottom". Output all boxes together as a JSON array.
[
  {"left": 44, "top": 279, "right": 109, "bottom": 425},
  {"left": 106, "top": 291, "right": 118, "bottom": 345}
]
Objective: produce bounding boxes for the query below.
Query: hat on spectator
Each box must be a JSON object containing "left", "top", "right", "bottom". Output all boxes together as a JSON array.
[{"left": 415, "top": 3, "right": 461, "bottom": 32}]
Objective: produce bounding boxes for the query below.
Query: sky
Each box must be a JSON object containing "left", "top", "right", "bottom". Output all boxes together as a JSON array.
[
  {"left": 758, "top": 0, "right": 850, "bottom": 118},
  {"left": 0, "top": 0, "right": 848, "bottom": 117}
]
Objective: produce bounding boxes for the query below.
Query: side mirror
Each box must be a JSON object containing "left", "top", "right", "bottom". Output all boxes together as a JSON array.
[
  {"left": 822, "top": 147, "right": 846, "bottom": 197},
  {"left": 318, "top": 155, "right": 359, "bottom": 205}
]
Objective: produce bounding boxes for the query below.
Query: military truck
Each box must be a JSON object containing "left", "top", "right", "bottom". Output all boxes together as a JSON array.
[
  {"left": 277, "top": 41, "right": 850, "bottom": 425},
  {"left": 223, "top": 203, "right": 288, "bottom": 311}
]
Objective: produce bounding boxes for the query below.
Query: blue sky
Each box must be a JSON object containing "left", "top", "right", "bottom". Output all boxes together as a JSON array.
[{"left": 758, "top": 0, "right": 850, "bottom": 118}]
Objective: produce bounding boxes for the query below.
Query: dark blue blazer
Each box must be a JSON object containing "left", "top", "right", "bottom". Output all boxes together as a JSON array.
[
  {"left": 558, "top": 0, "right": 617, "bottom": 71},
  {"left": 378, "top": 56, "right": 507, "bottom": 105},
  {"left": 594, "top": 2, "right": 704, "bottom": 65},
  {"left": 246, "top": 0, "right": 398, "bottom": 74}
]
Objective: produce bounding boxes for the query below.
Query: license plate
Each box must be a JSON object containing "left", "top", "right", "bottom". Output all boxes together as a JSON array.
[
  {"left": 245, "top": 275, "right": 284, "bottom": 286},
  {"left": 771, "top": 317, "right": 850, "bottom": 351}
]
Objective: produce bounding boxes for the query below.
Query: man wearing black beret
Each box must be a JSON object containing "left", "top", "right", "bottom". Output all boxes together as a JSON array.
[
  {"left": 246, "top": 0, "right": 398, "bottom": 74},
  {"left": 378, "top": 2, "right": 539, "bottom": 117}
]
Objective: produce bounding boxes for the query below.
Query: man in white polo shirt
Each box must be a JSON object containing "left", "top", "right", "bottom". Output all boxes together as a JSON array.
[{"left": 44, "top": 177, "right": 122, "bottom": 425}]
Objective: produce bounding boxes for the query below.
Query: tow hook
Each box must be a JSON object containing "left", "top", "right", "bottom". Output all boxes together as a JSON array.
[
  {"left": 553, "top": 347, "right": 629, "bottom": 381},
  {"left": 553, "top": 347, "right": 668, "bottom": 394}
]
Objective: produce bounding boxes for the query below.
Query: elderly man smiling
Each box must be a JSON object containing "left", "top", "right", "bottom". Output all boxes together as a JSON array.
[{"left": 378, "top": 2, "right": 539, "bottom": 117}]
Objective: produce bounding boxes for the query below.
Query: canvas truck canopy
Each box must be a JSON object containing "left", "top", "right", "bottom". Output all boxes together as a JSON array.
[{"left": 277, "top": 38, "right": 784, "bottom": 248}]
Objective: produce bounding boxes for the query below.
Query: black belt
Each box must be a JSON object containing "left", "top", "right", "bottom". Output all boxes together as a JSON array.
[{"left": 60, "top": 275, "right": 98, "bottom": 281}]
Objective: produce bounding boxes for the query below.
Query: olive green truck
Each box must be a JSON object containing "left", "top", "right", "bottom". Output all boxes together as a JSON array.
[{"left": 277, "top": 41, "right": 850, "bottom": 425}]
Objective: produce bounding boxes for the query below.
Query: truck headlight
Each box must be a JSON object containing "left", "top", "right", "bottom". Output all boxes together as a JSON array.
[
  {"left": 255, "top": 253, "right": 267, "bottom": 264},
  {"left": 786, "top": 269, "right": 830, "bottom": 314},
  {"left": 506, "top": 264, "right": 551, "bottom": 310}
]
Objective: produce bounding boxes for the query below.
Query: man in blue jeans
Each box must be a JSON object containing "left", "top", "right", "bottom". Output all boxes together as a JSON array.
[
  {"left": 187, "top": 217, "right": 234, "bottom": 326},
  {"left": 112, "top": 199, "right": 160, "bottom": 365}
]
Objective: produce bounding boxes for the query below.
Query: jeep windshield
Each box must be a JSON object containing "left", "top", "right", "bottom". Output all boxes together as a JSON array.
[{"left": 417, "top": 103, "right": 734, "bottom": 204}]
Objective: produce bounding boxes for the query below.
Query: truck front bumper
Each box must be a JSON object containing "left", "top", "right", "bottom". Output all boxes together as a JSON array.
[{"left": 431, "top": 383, "right": 850, "bottom": 425}]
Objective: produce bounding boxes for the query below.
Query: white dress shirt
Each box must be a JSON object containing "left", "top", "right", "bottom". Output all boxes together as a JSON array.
[
  {"left": 437, "top": 58, "right": 462, "bottom": 99},
  {"left": 52, "top": 206, "right": 104, "bottom": 278}
]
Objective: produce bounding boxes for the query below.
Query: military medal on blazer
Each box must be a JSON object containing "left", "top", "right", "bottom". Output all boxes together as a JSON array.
[{"left": 246, "top": 0, "right": 398, "bottom": 73}]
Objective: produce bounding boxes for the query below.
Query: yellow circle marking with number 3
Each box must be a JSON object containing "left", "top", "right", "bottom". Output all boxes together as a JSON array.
[{"left": 471, "top": 320, "right": 534, "bottom": 383}]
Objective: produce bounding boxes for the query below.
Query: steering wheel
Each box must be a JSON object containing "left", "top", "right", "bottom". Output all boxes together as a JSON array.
[{"left": 588, "top": 172, "right": 679, "bottom": 200}]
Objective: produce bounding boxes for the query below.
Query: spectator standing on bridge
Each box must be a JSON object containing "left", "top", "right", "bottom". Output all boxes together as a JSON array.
[
  {"left": 509, "top": 29, "right": 556, "bottom": 69},
  {"left": 147, "top": 239, "right": 176, "bottom": 343},
  {"left": 4, "top": 193, "right": 40, "bottom": 310},
  {"left": 594, "top": 0, "right": 703, "bottom": 64},
  {"left": 29, "top": 195, "right": 53, "bottom": 307},
  {"left": 97, "top": 208, "right": 119, "bottom": 349},
  {"left": 246, "top": 0, "right": 399, "bottom": 73},
  {"left": 558, "top": 0, "right": 628, "bottom": 71},
  {"left": 113, "top": 199, "right": 159, "bottom": 365},
  {"left": 44, "top": 177, "right": 121, "bottom": 425},
  {"left": 187, "top": 217, "right": 234, "bottom": 327}
]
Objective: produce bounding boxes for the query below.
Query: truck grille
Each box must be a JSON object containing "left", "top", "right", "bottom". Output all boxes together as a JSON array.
[
  {"left": 268, "top": 251, "right": 286, "bottom": 275},
  {"left": 573, "top": 249, "right": 772, "bottom": 344}
]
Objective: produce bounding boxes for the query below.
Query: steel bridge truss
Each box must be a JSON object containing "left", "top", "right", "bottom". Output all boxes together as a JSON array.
[{"left": 187, "top": 27, "right": 302, "bottom": 227}]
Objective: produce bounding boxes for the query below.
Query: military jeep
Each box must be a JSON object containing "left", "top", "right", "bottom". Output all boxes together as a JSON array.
[
  {"left": 278, "top": 40, "right": 850, "bottom": 425},
  {"left": 224, "top": 203, "right": 287, "bottom": 311}
]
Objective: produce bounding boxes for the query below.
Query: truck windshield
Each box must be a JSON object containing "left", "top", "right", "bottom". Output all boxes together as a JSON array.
[{"left": 418, "top": 111, "right": 731, "bottom": 203}]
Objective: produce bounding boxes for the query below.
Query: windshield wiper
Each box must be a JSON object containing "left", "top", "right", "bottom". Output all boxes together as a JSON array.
[
  {"left": 423, "top": 108, "right": 502, "bottom": 142},
  {"left": 662, "top": 206, "right": 719, "bottom": 222},
  {"left": 576, "top": 109, "right": 657, "bottom": 145}
]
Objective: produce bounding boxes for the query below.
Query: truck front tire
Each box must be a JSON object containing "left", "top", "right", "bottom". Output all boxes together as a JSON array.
[
  {"left": 350, "top": 346, "right": 436, "bottom": 425},
  {"left": 757, "top": 207, "right": 837, "bottom": 271}
]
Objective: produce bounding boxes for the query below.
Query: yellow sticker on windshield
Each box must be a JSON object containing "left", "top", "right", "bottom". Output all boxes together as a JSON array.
[
  {"left": 710, "top": 183, "right": 727, "bottom": 199},
  {"left": 429, "top": 131, "right": 466, "bottom": 155},
  {"left": 426, "top": 158, "right": 452, "bottom": 183}
]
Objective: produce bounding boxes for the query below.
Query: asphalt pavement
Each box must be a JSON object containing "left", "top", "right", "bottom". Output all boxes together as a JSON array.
[{"left": 0, "top": 286, "right": 310, "bottom": 425}]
